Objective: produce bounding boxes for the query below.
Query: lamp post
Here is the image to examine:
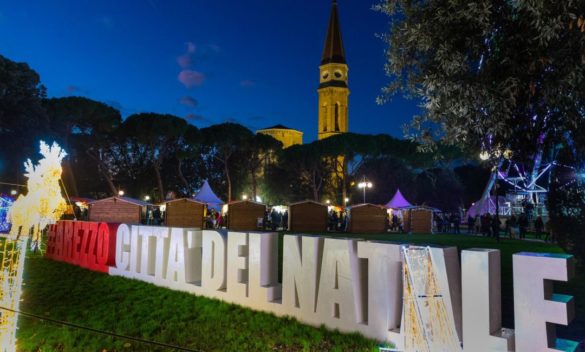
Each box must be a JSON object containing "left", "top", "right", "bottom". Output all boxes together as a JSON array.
[{"left": 357, "top": 176, "right": 373, "bottom": 204}]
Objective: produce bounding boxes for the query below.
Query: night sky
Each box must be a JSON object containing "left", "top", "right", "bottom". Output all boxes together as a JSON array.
[{"left": 0, "top": 0, "right": 420, "bottom": 141}]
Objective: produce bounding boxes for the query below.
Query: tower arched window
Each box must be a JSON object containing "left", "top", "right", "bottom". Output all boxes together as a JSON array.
[
  {"left": 322, "top": 104, "right": 328, "bottom": 132},
  {"left": 334, "top": 103, "right": 340, "bottom": 132}
]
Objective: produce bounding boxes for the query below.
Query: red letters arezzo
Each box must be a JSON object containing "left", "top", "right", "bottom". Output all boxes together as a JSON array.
[{"left": 46, "top": 221, "right": 118, "bottom": 273}]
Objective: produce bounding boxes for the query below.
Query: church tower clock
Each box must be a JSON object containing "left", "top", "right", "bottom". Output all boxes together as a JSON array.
[{"left": 318, "top": 0, "right": 349, "bottom": 140}]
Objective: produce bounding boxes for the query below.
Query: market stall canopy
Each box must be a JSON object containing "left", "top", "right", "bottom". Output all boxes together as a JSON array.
[
  {"left": 194, "top": 180, "right": 224, "bottom": 211},
  {"left": 385, "top": 189, "right": 412, "bottom": 209},
  {"left": 466, "top": 196, "right": 506, "bottom": 218}
]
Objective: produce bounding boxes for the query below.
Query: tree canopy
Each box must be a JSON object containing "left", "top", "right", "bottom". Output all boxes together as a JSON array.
[{"left": 376, "top": 0, "right": 585, "bottom": 159}]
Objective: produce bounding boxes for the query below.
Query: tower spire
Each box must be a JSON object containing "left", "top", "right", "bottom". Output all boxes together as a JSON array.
[{"left": 321, "top": 0, "right": 346, "bottom": 65}]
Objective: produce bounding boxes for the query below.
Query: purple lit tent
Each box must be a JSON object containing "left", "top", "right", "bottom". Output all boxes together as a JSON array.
[
  {"left": 385, "top": 189, "right": 412, "bottom": 209},
  {"left": 194, "top": 180, "right": 224, "bottom": 211}
]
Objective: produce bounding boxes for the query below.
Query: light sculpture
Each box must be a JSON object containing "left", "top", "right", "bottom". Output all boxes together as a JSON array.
[
  {"left": 0, "top": 196, "right": 13, "bottom": 233},
  {"left": 0, "top": 141, "right": 67, "bottom": 351}
]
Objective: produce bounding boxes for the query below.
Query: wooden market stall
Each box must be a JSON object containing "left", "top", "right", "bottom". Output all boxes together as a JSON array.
[
  {"left": 408, "top": 206, "right": 434, "bottom": 234},
  {"left": 288, "top": 200, "right": 328, "bottom": 233},
  {"left": 402, "top": 209, "right": 412, "bottom": 233},
  {"left": 88, "top": 196, "right": 150, "bottom": 224},
  {"left": 164, "top": 198, "right": 205, "bottom": 228},
  {"left": 348, "top": 203, "right": 388, "bottom": 233},
  {"left": 227, "top": 200, "right": 266, "bottom": 231}
]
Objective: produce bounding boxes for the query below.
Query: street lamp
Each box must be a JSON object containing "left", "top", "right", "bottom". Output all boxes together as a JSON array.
[
  {"left": 118, "top": 190, "right": 125, "bottom": 197},
  {"left": 10, "top": 190, "right": 17, "bottom": 196},
  {"left": 357, "top": 176, "right": 373, "bottom": 204},
  {"left": 144, "top": 195, "right": 150, "bottom": 201},
  {"left": 242, "top": 194, "right": 248, "bottom": 200}
]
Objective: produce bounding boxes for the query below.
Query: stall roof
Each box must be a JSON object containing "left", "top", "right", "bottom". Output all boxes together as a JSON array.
[
  {"left": 164, "top": 198, "right": 205, "bottom": 205},
  {"left": 228, "top": 199, "right": 266, "bottom": 206},
  {"left": 385, "top": 189, "right": 412, "bottom": 209},
  {"left": 348, "top": 203, "right": 385, "bottom": 210},
  {"left": 194, "top": 180, "right": 224, "bottom": 208},
  {"left": 89, "top": 196, "right": 152, "bottom": 207},
  {"left": 288, "top": 200, "right": 325, "bottom": 207},
  {"left": 401, "top": 205, "right": 442, "bottom": 212}
]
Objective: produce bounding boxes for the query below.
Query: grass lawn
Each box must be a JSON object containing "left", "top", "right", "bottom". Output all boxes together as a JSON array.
[{"left": 15, "top": 233, "right": 585, "bottom": 351}]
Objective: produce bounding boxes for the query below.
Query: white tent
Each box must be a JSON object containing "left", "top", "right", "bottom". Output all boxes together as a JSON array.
[{"left": 194, "top": 180, "right": 224, "bottom": 211}]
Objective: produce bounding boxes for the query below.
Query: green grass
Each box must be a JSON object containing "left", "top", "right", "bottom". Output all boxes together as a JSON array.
[
  {"left": 15, "top": 233, "right": 585, "bottom": 351},
  {"left": 17, "top": 253, "right": 381, "bottom": 352}
]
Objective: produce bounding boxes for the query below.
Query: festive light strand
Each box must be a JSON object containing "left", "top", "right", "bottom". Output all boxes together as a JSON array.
[{"left": 0, "top": 141, "right": 68, "bottom": 351}]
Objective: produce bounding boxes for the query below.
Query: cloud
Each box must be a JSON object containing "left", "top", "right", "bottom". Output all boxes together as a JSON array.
[
  {"left": 177, "top": 42, "right": 196, "bottom": 68},
  {"left": 179, "top": 96, "right": 198, "bottom": 107},
  {"left": 185, "top": 113, "right": 212, "bottom": 124},
  {"left": 177, "top": 43, "right": 221, "bottom": 68},
  {"left": 178, "top": 70, "right": 205, "bottom": 88},
  {"left": 240, "top": 80, "right": 256, "bottom": 88}
]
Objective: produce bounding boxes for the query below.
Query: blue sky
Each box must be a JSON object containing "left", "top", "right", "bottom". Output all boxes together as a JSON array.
[{"left": 0, "top": 0, "right": 420, "bottom": 141}]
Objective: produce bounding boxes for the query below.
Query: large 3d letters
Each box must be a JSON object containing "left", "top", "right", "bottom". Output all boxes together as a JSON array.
[
  {"left": 513, "top": 252, "right": 577, "bottom": 352},
  {"left": 462, "top": 249, "right": 514, "bottom": 352}
]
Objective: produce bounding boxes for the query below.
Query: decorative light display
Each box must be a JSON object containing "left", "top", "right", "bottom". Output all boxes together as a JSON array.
[
  {"left": 0, "top": 141, "right": 67, "bottom": 351},
  {"left": 402, "top": 246, "right": 462, "bottom": 351},
  {"left": 0, "top": 196, "right": 14, "bottom": 233}
]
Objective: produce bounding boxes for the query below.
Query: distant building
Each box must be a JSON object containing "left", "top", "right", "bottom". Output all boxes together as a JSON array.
[
  {"left": 318, "top": 0, "right": 349, "bottom": 141},
  {"left": 256, "top": 0, "right": 349, "bottom": 145},
  {"left": 256, "top": 124, "right": 303, "bottom": 149}
]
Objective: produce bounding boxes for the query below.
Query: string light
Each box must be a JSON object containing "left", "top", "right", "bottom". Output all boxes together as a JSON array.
[
  {"left": 0, "top": 141, "right": 67, "bottom": 351},
  {"left": 0, "top": 196, "right": 13, "bottom": 233}
]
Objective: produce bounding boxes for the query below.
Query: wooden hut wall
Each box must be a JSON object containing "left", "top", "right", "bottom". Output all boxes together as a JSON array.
[
  {"left": 402, "top": 210, "right": 411, "bottom": 233},
  {"left": 89, "top": 199, "right": 141, "bottom": 224},
  {"left": 228, "top": 202, "right": 265, "bottom": 231},
  {"left": 410, "top": 209, "right": 433, "bottom": 234},
  {"left": 165, "top": 200, "right": 204, "bottom": 228},
  {"left": 349, "top": 205, "right": 387, "bottom": 233},
  {"left": 289, "top": 202, "right": 327, "bottom": 232}
]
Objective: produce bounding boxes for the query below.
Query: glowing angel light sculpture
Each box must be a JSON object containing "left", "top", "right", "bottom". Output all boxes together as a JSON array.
[
  {"left": 8, "top": 141, "right": 68, "bottom": 245},
  {"left": 0, "top": 141, "right": 67, "bottom": 351}
]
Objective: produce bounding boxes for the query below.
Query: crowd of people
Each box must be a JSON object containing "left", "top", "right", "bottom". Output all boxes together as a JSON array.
[
  {"left": 143, "top": 201, "right": 551, "bottom": 243},
  {"left": 466, "top": 213, "right": 549, "bottom": 241},
  {"left": 435, "top": 213, "right": 462, "bottom": 234},
  {"left": 204, "top": 208, "right": 224, "bottom": 229},
  {"left": 265, "top": 208, "right": 289, "bottom": 231},
  {"left": 327, "top": 209, "right": 350, "bottom": 232}
]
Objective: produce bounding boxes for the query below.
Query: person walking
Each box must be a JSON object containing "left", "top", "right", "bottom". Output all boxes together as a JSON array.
[
  {"left": 467, "top": 214, "right": 475, "bottom": 234},
  {"left": 518, "top": 213, "right": 528, "bottom": 239},
  {"left": 492, "top": 216, "right": 500, "bottom": 242},
  {"left": 282, "top": 211, "right": 289, "bottom": 231},
  {"left": 453, "top": 213, "right": 461, "bottom": 234},
  {"left": 534, "top": 216, "right": 544, "bottom": 236}
]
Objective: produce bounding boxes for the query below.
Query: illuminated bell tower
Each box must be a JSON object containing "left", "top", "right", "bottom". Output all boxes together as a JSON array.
[{"left": 318, "top": 0, "right": 349, "bottom": 140}]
